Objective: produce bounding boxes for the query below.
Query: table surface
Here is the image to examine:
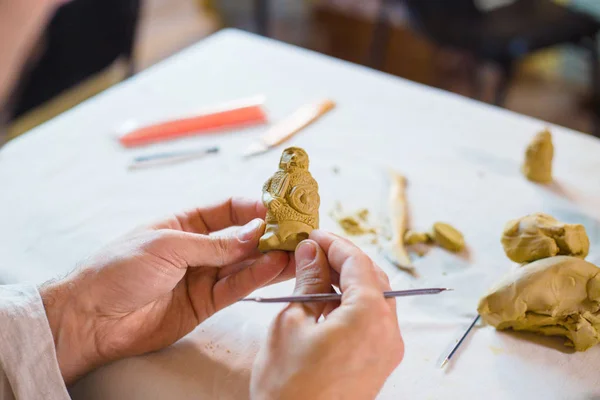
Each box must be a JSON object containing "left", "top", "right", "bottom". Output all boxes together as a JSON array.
[{"left": 2, "top": 29, "right": 600, "bottom": 399}]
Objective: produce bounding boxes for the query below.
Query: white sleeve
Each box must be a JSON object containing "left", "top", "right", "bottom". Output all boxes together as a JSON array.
[{"left": 0, "top": 285, "right": 70, "bottom": 400}]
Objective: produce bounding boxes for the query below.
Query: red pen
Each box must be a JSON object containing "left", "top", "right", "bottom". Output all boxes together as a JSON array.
[{"left": 119, "top": 97, "right": 268, "bottom": 147}]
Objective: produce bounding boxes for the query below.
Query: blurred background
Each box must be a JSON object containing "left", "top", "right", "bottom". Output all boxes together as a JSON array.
[{"left": 5, "top": 0, "right": 600, "bottom": 140}]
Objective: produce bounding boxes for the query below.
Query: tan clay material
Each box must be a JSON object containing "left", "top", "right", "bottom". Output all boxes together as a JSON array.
[
  {"left": 333, "top": 208, "right": 376, "bottom": 236},
  {"left": 431, "top": 222, "right": 465, "bottom": 252},
  {"left": 258, "top": 147, "right": 320, "bottom": 252},
  {"left": 478, "top": 256, "right": 600, "bottom": 351},
  {"left": 404, "top": 230, "right": 430, "bottom": 245},
  {"left": 501, "top": 213, "right": 589, "bottom": 263},
  {"left": 522, "top": 129, "right": 553, "bottom": 183},
  {"left": 389, "top": 171, "right": 412, "bottom": 268}
]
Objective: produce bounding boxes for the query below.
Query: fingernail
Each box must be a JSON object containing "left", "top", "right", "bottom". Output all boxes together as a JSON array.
[
  {"left": 237, "top": 219, "right": 263, "bottom": 242},
  {"left": 296, "top": 241, "right": 317, "bottom": 268}
]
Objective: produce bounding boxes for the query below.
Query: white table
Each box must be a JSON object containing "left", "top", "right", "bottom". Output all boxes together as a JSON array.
[{"left": 2, "top": 29, "right": 600, "bottom": 399}]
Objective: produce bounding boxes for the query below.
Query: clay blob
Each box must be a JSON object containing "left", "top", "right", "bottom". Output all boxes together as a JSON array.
[
  {"left": 258, "top": 147, "right": 320, "bottom": 252},
  {"left": 522, "top": 128, "right": 553, "bottom": 183},
  {"left": 501, "top": 213, "right": 589, "bottom": 263},
  {"left": 404, "top": 230, "right": 430, "bottom": 245},
  {"left": 478, "top": 256, "right": 600, "bottom": 351},
  {"left": 431, "top": 222, "right": 465, "bottom": 252}
]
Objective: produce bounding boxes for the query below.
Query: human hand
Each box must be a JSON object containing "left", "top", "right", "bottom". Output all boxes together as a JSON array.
[
  {"left": 251, "top": 231, "right": 404, "bottom": 400},
  {"left": 40, "top": 198, "right": 295, "bottom": 385}
]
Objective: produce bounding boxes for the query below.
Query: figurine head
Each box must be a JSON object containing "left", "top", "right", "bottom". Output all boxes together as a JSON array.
[{"left": 279, "top": 147, "right": 309, "bottom": 171}]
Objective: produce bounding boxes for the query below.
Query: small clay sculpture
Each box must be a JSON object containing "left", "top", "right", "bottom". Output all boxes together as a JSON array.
[
  {"left": 258, "top": 147, "right": 320, "bottom": 252},
  {"left": 522, "top": 129, "right": 553, "bottom": 183},
  {"left": 501, "top": 213, "right": 589, "bottom": 263}
]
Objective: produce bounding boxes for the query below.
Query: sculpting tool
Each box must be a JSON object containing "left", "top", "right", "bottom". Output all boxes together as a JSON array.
[
  {"left": 386, "top": 170, "right": 418, "bottom": 276},
  {"left": 440, "top": 315, "right": 481, "bottom": 368},
  {"left": 240, "top": 288, "right": 451, "bottom": 303},
  {"left": 119, "top": 97, "right": 267, "bottom": 147},
  {"left": 242, "top": 99, "right": 335, "bottom": 157},
  {"left": 384, "top": 254, "right": 419, "bottom": 278},
  {"left": 129, "top": 146, "right": 219, "bottom": 169}
]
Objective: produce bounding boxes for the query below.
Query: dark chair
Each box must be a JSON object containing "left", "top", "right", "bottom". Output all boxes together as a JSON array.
[
  {"left": 254, "top": 0, "right": 270, "bottom": 36},
  {"left": 370, "top": 0, "right": 600, "bottom": 134},
  {"left": 8, "top": 0, "right": 141, "bottom": 121}
]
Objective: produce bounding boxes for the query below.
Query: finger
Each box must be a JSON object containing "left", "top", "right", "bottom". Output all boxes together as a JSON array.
[
  {"left": 212, "top": 251, "right": 291, "bottom": 311},
  {"left": 268, "top": 254, "right": 297, "bottom": 285},
  {"left": 322, "top": 286, "right": 341, "bottom": 318},
  {"left": 310, "top": 230, "right": 399, "bottom": 317},
  {"left": 374, "top": 264, "right": 397, "bottom": 318},
  {"left": 155, "top": 197, "right": 267, "bottom": 234},
  {"left": 309, "top": 230, "right": 381, "bottom": 298},
  {"left": 217, "top": 255, "right": 261, "bottom": 279},
  {"left": 155, "top": 219, "right": 265, "bottom": 268},
  {"left": 330, "top": 269, "right": 341, "bottom": 287},
  {"left": 217, "top": 251, "right": 295, "bottom": 283},
  {"left": 288, "top": 240, "right": 333, "bottom": 321}
]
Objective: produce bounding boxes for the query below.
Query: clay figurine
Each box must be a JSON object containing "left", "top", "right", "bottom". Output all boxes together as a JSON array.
[
  {"left": 522, "top": 128, "right": 553, "bottom": 183},
  {"left": 258, "top": 147, "right": 320, "bottom": 252},
  {"left": 478, "top": 256, "right": 600, "bottom": 351},
  {"left": 501, "top": 213, "right": 589, "bottom": 263}
]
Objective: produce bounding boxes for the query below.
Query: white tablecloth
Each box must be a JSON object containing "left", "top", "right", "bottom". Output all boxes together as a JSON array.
[{"left": 1, "top": 29, "right": 600, "bottom": 399}]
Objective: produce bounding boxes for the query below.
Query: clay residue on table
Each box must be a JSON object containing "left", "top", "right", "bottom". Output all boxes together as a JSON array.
[{"left": 330, "top": 203, "right": 377, "bottom": 237}]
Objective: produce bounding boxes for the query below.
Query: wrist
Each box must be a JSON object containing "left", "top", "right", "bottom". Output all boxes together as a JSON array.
[{"left": 39, "top": 279, "right": 100, "bottom": 385}]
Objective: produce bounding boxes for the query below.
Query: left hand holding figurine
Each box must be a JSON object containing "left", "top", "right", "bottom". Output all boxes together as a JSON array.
[{"left": 40, "top": 198, "right": 295, "bottom": 384}]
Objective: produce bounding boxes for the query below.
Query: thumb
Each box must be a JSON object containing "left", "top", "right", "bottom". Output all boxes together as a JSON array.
[
  {"left": 289, "top": 240, "right": 333, "bottom": 320},
  {"left": 157, "top": 218, "right": 265, "bottom": 268}
]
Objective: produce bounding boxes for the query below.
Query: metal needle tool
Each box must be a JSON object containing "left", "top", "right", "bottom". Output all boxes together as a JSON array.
[
  {"left": 440, "top": 315, "right": 481, "bottom": 368},
  {"left": 129, "top": 146, "right": 219, "bottom": 169},
  {"left": 240, "top": 288, "right": 451, "bottom": 304}
]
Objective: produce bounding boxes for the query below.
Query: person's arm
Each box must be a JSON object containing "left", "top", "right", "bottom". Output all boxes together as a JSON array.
[
  {"left": 0, "top": 285, "right": 70, "bottom": 400},
  {"left": 0, "top": 0, "right": 67, "bottom": 107}
]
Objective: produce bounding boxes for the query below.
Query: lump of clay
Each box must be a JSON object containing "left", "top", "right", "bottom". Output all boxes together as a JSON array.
[
  {"left": 259, "top": 147, "right": 320, "bottom": 252},
  {"left": 478, "top": 256, "right": 600, "bottom": 351},
  {"left": 404, "top": 230, "right": 430, "bottom": 245},
  {"left": 522, "top": 128, "right": 553, "bottom": 183},
  {"left": 501, "top": 213, "right": 589, "bottom": 263},
  {"left": 431, "top": 222, "right": 465, "bottom": 252}
]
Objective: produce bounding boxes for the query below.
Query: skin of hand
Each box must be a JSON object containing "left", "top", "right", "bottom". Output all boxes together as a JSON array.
[
  {"left": 39, "top": 198, "right": 295, "bottom": 385},
  {"left": 251, "top": 230, "right": 404, "bottom": 400}
]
